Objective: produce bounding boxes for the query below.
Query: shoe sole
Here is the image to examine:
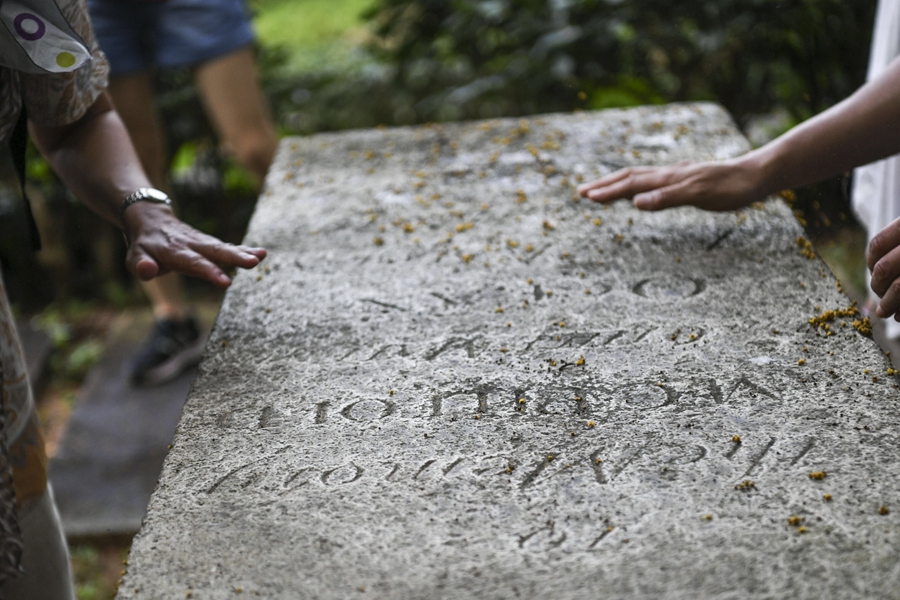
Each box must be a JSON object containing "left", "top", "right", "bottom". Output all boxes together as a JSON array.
[{"left": 132, "top": 335, "right": 207, "bottom": 387}]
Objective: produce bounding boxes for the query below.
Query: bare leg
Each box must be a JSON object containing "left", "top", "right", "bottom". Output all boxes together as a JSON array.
[
  {"left": 193, "top": 46, "right": 278, "bottom": 185},
  {"left": 107, "top": 73, "right": 186, "bottom": 320},
  {"left": 107, "top": 72, "right": 169, "bottom": 193}
]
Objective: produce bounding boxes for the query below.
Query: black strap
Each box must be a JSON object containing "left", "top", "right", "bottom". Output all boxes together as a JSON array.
[{"left": 10, "top": 109, "right": 41, "bottom": 252}]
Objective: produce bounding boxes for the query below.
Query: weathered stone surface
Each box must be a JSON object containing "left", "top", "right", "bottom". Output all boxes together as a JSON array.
[{"left": 119, "top": 104, "right": 900, "bottom": 599}]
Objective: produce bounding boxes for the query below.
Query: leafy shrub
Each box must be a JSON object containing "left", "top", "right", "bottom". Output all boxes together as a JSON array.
[{"left": 358, "top": 0, "right": 875, "bottom": 127}]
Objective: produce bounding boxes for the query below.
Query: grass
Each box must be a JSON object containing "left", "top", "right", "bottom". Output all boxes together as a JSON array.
[
  {"left": 70, "top": 539, "right": 131, "bottom": 600},
  {"left": 251, "top": 0, "right": 376, "bottom": 74}
]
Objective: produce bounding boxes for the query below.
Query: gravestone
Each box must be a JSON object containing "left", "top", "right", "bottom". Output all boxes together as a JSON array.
[{"left": 118, "top": 104, "right": 900, "bottom": 599}]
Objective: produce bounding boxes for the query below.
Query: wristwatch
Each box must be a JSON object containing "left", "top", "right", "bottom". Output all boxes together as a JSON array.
[{"left": 119, "top": 188, "right": 172, "bottom": 221}]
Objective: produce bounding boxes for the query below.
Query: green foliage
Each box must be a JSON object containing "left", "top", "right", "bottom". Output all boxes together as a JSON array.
[
  {"left": 63, "top": 340, "right": 104, "bottom": 380},
  {"left": 587, "top": 76, "right": 665, "bottom": 111},
  {"left": 222, "top": 160, "right": 260, "bottom": 196},
  {"left": 24, "top": 152, "right": 52, "bottom": 183},
  {"left": 169, "top": 141, "right": 199, "bottom": 178},
  {"left": 71, "top": 543, "right": 125, "bottom": 600},
  {"left": 32, "top": 308, "right": 73, "bottom": 348},
  {"left": 250, "top": 0, "right": 375, "bottom": 73},
  {"left": 32, "top": 302, "right": 110, "bottom": 384},
  {"left": 356, "top": 0, "right": 875, "bottom": 127}
]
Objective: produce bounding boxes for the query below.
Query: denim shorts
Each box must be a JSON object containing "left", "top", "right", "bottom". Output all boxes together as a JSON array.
[{"left": 85, "top": 0, "right": 256, "bottom": 76}]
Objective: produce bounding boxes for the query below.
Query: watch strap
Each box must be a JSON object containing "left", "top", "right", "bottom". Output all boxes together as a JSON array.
[{"left": 119, "top": 188, "right": 172, "bottom": 222}]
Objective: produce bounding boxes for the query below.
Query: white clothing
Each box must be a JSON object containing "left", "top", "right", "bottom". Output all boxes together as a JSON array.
[{"left": 852, "top": 0, "right": 900, "bottom": 337}]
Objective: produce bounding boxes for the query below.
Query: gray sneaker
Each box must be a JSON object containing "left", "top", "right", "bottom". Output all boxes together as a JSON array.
[{"left": 129, "top": 317, "right": 205, "bottom": 386}]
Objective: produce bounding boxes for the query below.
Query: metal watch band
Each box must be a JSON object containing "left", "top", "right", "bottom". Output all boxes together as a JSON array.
[{"left": 119, "top": 188, "right": 172, "bottom": 222}]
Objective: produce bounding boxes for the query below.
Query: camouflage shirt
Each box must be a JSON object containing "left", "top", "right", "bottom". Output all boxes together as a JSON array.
[
  {"left": 0, "top": 0, "right": 108, "bottom": 584},
  {"left": 0, "top": 0, "right": 109, "bottom": 144}
]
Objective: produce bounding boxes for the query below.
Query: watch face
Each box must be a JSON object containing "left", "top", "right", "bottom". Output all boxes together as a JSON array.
[{"left": 145, "top": 188, "right": 169, "bottom": 201}]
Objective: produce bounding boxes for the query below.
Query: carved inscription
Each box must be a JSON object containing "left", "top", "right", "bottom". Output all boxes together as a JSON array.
[
  {"left": 205, "top": 370, "right": 830, "bottom": 558},
  {"left": 200, "top": 429, "right": 828, "bottom": 556},
  {"left": 206, "top": 430, "right": 822, "bottom": 497},
  {"left": 337, "top": 323, "right": 707, "bottom": 364},
  {"left": 321, "top": 463, "right": 365, "bottom": 485},
  {"left": 632, "top": 276, "right": 706, "bottom": 299},
  {"left": 424, "top": 337, "right": 484, "bottom": 361},
  {"left": 238, "top": 375, "right": 788, "bottom": 430},
  {"left": 431, "top": 388, "right": 490, "bottom": 418},
  {"left": 426, "top": 275, "right": 707, "bottom": 309},
  {"left": 340, "top": 399, "right": 395, "bottom": 422},
  {"left": 524, "top": 324, "right": 705, "bottom": 354}
]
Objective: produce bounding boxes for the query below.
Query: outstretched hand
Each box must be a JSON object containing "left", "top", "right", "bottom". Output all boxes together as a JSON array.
[
  {"left": 576, "top": 160, "right": 767, "bottom": 212},
  {"left": 576, "top": 159, "right": 900, "bottom": 321},
  {"left": 122, "top": 203, "right": 266, "bottom": 287}
]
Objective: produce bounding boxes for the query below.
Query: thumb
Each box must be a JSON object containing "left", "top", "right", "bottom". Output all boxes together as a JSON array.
[{"left": 127, "top": 244, "right": 160, "bottom": 281}]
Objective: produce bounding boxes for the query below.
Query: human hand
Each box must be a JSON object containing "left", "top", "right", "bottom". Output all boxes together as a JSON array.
[
  {"left": 867, "top": 216, "right": 900, "bottom": 321},
  {"left": 122, "top": 203, "right": 266, "bottom": 287},
  {"left": 576, "top": 160, "right": 767, "bottom": 211}
]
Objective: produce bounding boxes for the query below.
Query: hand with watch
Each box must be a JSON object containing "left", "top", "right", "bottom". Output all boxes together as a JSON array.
[
  {"left": 27, "top": 91, "right": 266, "bottom": 289},
  {"left": 119, "top": 187, "right": 266, "bottom": 288}
]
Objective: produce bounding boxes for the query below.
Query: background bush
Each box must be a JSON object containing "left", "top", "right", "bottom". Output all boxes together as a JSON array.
[{"left": 274, "top": 0, "right": 875, "bottom": 131}]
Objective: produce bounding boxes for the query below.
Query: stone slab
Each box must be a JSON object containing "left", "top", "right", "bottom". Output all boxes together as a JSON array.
[
  {"left": 49, "top": 322, "right": 199, "bottom": 537},
  {"left": 119, "top": 104, "right": 900, "bottom": 599}
]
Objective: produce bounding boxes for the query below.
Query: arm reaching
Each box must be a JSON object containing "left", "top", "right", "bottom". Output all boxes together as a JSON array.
[
  {"left": 577, "top": 55, "right": 900, "bottom": 318},
  {"left": 575, "top": 160, "right": 767, "bottom": 212},
  {"left": 579, "top": 56, "right": 900, "bottom": 210},
  {"left": 28, "top": 92, "right": 266, "bottom": 287}
]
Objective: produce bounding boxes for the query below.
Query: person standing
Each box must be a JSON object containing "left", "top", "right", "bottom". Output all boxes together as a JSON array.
[{"left": 85, "top": 0, "right": 278, "bottom": 385}]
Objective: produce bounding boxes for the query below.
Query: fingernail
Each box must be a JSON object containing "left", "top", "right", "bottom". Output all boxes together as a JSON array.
[{"left": 877, "top": 306, "right": 886, "bottom": 318}]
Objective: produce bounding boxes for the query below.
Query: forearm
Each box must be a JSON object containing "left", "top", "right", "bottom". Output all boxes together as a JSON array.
[
  {"left": 27, "top": 91, "right": 266, "bottom": 286},
  {"left": 748, "top": 56, "right": 900, "bottom": 196},
  {"left": 29, "top": 91, "right": 150, "bottom": 228}
]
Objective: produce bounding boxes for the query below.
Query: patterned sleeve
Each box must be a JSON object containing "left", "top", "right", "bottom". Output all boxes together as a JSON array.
[{"left": 19, "top": 0, "right": 109, "bottom": 127}]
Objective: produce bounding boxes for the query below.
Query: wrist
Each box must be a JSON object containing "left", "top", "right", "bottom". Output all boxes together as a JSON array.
[
  {"left": 738, "top": 145, "right": 784, "bottom": 199},
  {"left": 121, "top": 200, "right": 176, "bottom": 244},
  {"left": 119, "top": 188, "right": 172, "bottom": 224}
]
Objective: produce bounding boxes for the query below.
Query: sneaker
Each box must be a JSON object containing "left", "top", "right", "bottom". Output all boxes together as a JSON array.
[{"left": 129, "top": 317, "right": 205, "bottom": 386}]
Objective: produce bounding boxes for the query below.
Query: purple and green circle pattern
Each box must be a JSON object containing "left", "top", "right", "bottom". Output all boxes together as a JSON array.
[
  {"left": 12, "top": 11, "right": 77, "bottom": 68},
  {"left": 13, "top": 12, "right": 44, "bottom": 40}
]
